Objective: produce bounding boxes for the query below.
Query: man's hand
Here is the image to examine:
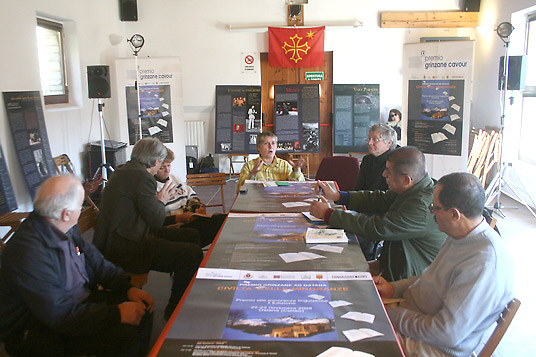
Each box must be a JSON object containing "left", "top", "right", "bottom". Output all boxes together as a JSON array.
[
  {"left": 127, "top": 287, "right": 155, "bottom": 313},
  {"left": 317, "top": 181, "right": 340, "bottom": 201},
  {"left": 249, "top": 158, "right": 264, "bottom": 178},
  {"left": 118, "top": 301, "right": 146, "bottom": 325},
  {"left": 288, "top": 157, "right": 305, "bottom": 172},
  {"left": 156, "top": 180, "right": 176, "bottom": 204},
  {"left": 373, "top": 275, "right": 394, "bottom": 298},
  {"left": 310, "top": 196, "right": 331, "bottom": 220}
]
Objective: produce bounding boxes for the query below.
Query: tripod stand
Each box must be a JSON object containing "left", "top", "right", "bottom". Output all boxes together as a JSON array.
[
  {"left": 485, "top": 23, "right": 536, "bottom": 219},
  {"left": 92, "top": 98, "right": 114, "bottom": 187}
]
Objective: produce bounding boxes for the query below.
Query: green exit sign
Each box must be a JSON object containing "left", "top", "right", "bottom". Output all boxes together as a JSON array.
[{"left": 305, "top": 72, "right": 324, "bottom": 80}]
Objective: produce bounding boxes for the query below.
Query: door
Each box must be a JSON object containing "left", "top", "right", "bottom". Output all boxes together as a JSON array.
[{"left": 260, "top": 52, "right": 333, "bottom": 175}]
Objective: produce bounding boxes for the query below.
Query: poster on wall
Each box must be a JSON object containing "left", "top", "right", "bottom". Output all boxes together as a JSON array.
[
  {"left": 333, "top": 84, "right": 380, "bottom": 153},
  {"left": 0, "top": 145, "right": 18, "bottom": 215},
  {"left": 126, "top": 84, "right": 173, "bottom": 144},
  {"left": 407, "top": 80, "right": 464, "bottom": 156},
  {"left": 273, "top": 84, "right": 320, "bottom": 153},
  {"left": 215, "top": 85, "right": 262, "bottom": 154},
  {"left": 3, "top": 91, "right": 56, "bottom": 199}
]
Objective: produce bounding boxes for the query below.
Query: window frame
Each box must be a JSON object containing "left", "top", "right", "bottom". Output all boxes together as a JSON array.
[{"left": 36, "top": 18, "right": 69, "bottom": 105}]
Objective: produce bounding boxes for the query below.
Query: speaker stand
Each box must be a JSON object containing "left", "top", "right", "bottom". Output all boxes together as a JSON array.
[{"left": 93, "top": 99, "right": 114, "bottom": 187}]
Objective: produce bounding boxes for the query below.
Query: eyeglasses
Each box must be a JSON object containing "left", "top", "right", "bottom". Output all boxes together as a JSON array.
[
  {"left": 390, "top": 113, "right": 398, "bottom": 118},
  {"left": 365, "top": 137, "right": 382, "bottom": 143},
  {"left": 428, "top": 203, "right": 446, "bottom": 213}
]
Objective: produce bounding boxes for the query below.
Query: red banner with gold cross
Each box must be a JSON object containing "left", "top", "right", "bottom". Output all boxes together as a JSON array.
[{"left": 268, "top": 26, "right": 325, "bottom": 68}]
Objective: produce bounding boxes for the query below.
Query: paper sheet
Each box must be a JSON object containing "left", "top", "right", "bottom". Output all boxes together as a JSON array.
[
  {"left": 431, "top": 132, "right": 448, "bottom": 143},
  {"left": 328, "top": 300, "right": 353, "bottom": 308},
  {"left": 343, "top": 328, "right": 384, "bottom": 342},
  {"left": 282, "top": 201, "right": 310, "bottom": 208},
  {"left": 341, "top": 311, "right": 375, "bottom": 324},
  {"left": 442, "top": 123, "right": 456, "bottom": 135},
  {"left": 310, "top": 245, "right": 344, "bottom": 254},
  {"left": 316, "top": 346, "right": 375, "bottom": 357}
]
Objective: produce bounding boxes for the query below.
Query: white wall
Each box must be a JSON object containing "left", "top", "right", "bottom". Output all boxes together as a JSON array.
[{"left": 2, "top": 0, "right": 534, "bottom": 212}]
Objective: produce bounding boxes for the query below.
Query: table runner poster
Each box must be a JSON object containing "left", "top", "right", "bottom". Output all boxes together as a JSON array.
[
  {"left": 3, "top": 91, "right": 56, "bottom": 199},
  {"left": 215, "top": 85, "right": 262, "bottom": 154},
  {"left": 126, "top": 84, "right": 173, "bottom": 144},
  {"left": 274, "top": 84, "right": 320, "bottom": 153},
  {"left": 0, "top": 145, "right": 18, "bottom": 214},
  {"left": 333, "top": 84, "right": 380, "bottom": 153},
  {"left": 407, "top": 80, "right": 464, "bottom": 155}
]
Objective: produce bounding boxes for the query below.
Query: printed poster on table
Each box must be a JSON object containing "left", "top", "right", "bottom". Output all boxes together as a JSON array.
[
  {"left": 215, "top": 85, "right": 262, "bottom": 154},
  {"left": 159, "top": 268, "right": 403, "bottom": 356},
  {"left": 2, "top": 91, "right": 56, "bottom": 199},
  {"left": 333, "top": 84, "right": 380, "bottom": 153},
  {"left": 274, "top": 84, "right": 320, "bottom": 153},
  {"left": 407, "top": 80, "right": 464, "bottom": 156}
]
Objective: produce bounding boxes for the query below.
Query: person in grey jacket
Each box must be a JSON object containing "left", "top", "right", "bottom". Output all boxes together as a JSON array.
[
  {"left": 374, "top": 172, "right": 514, "bottom": 356},
  {"left": 310, "top": 146, "right": 446, "bottom": 281},
  {"left": 0, "top": 175, "right": 153, "bottom": 356}
]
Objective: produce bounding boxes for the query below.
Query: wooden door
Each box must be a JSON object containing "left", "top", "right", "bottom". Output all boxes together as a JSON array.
[{"left": 260, "top": 52, "right": 333, "bottom": 175}]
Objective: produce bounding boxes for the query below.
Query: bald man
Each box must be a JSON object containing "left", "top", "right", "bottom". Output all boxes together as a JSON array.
[
  {"left": 310, "top": 147, "right": 446, "bottom": 281},
  {"left": 0, "top": 175, "right": 153, "bottom": 356}
]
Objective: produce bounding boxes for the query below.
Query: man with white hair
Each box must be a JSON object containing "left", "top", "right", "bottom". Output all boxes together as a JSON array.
[{"left": 0, "top": 175, "right": 153, "bottom": 356}]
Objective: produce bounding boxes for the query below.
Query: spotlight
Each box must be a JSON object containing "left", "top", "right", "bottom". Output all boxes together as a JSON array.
[{"left": 496, "top": 22, "right": 514, "bottom": 44}]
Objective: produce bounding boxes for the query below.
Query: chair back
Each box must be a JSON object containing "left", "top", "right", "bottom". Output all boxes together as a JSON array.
[
  {"left": 77, "top": 196, "right": 99, "bottom": 234},
  {"left": 53, "top": 154, "right": 75, "bottom": 174},
  {"left": 186, "top": 173, "right": 227, "bottom": 213},
  {"left": 315, "top": 156, "right": 360, "bottom": 191},
  {"left": 478, "top": 298, "right": 521, "bottom": 357}
]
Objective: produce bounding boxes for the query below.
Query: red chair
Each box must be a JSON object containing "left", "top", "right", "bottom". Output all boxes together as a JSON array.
[{"left": 315, "top": 156, "right": 360, "bottom": 191}]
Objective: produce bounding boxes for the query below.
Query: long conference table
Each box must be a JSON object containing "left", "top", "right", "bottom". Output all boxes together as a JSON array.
[{"left": 150, "top": 181, "right": 404, "bottom": 356}]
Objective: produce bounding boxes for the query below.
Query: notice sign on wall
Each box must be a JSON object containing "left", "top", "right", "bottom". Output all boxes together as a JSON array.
[
  {"left": 0, "top": 145, "right": 17, "bottom": 215},
  {"left": 273, "top": 84, "right": 320, "bottom": 153},
  {"left": 3, "top": 91, "right": 56, "bottom": 198},
  {"left": 333, "top": 84, "right": 380, "bottom": 153},
  {"left": 215, "top": 85, "right": 262, "bottom": 154}
]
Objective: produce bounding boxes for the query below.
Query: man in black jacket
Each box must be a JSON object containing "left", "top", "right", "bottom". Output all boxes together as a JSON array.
[
  {"left": 0, "top": 175, "right": 153, "bottom": 356},
  {"left": 93, "top": 137, "right": 203, "bottom": 320}
]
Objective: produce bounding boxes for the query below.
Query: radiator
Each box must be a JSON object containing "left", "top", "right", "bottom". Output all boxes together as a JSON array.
[{"left": 185, "top": 121, "right": 205, "bottom": 153}]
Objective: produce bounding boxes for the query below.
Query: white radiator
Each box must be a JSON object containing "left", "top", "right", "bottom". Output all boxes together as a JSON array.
[{"left": 185, "top": 121, "right": 205, "bottom": 153}]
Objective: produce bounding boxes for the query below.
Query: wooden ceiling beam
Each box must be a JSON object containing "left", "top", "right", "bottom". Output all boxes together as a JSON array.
[{"left": 381, "top": 12, "right": 479, "bottom": 28}]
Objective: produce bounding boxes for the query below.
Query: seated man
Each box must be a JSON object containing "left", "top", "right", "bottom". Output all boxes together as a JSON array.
[
  {"left": 374, "top": 172, "right": 514, "bottom": 356},
  {"left": 237, "top": 131, "right": 305, "bottom": 193},
  {"left": 93, "top": 137, "right": 203, "bottom": 320},
  {"left": 156, "top": 147, "right": 227, "bottom": 247},
  {"left": 0, "top": 175, "right": 153, "bottom": 356},
  {"left": 310, "top": 146, "right": 446, "bottom": 281},
  {"left": 356, "top": 123, "right": 398, "bottom": 192}
]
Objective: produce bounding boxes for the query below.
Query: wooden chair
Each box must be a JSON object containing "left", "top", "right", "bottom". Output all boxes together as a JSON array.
[
  {"left": 476, "top": 298, "right": 521, "bottom": 357},
  {"left": 53, "top": 154, "right": 75, "bottom": 174},
  {"left": 227, "top": 154, "right": 249, "bottom": 178},
  {"left": 381, "top": 297, "right": 405, "bottom": 308},
  {"left": 186, "top": 173, "right": 227, "bottom": 213},
  {"left": 1, "top": 212, "right": 30, "bottom": 248}
]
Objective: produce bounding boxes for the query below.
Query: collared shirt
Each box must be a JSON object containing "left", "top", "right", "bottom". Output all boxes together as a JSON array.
[{"left": 237, "top": 156, "right": 305, "bottom": 191}]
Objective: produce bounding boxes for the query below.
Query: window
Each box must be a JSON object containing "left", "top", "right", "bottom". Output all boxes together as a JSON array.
[
  {"left": 36, "top": 18, "right": 68, "bottom": 105},
  {"left": 518, "top": 14, "right": 536, "bottom": 163}
]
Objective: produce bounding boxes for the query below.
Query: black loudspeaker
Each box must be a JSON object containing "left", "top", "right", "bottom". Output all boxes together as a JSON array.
[
  {"left": 498, "top": 56, "right": 527, "bottom": 91},
  {"left": 87, "top": 65, "right": 111, "bottom": 99},
  {"left": 463, "top": 0, "right": 480, "bottom": 12},
  {"left": 120, "top": 0, "right": 138, "bottom": 21}
]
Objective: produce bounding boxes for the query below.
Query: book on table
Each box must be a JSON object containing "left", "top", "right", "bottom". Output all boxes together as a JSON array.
[{"left": 305, "top": 227, "right": 348, "bottom": 244}]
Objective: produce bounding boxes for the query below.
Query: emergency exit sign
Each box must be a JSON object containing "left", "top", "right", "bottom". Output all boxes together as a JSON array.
[{"left": 305, "top": 72, "right": 324, "bottom": 80}]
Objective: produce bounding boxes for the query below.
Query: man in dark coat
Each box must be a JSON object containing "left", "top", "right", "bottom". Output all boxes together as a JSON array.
[
  {"left": 93, "top": 137, "right": 203, "bottom": 319},
  {"left": 0, "top": 175, "right": 153, "bottom": 356}
]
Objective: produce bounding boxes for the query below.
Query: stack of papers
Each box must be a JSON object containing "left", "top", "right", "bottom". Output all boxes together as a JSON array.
[{"left": 305, "top": 228, "right": 348, "bottom": 244}]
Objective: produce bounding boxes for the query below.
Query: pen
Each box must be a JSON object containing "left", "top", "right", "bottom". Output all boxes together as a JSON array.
[{"left": 317, "top": 186, "right": 322, "bottom": 201}]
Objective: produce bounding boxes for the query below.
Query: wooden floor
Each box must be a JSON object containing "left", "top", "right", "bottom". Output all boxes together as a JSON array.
[{"left": 1, "top": 179, "right": 534, "bottom": 356}]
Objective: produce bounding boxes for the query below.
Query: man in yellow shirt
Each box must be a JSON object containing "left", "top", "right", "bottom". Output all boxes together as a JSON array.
[{"left": 237, "top": 131, "right": 304, "bottom": 192}]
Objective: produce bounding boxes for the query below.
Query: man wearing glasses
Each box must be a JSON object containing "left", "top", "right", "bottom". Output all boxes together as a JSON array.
[
  {"left": 374, "top": 172, "right": 513, "bottom": 356},
  {"left": 311, "top": 146, "right": 445, "bottom": 281}
]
